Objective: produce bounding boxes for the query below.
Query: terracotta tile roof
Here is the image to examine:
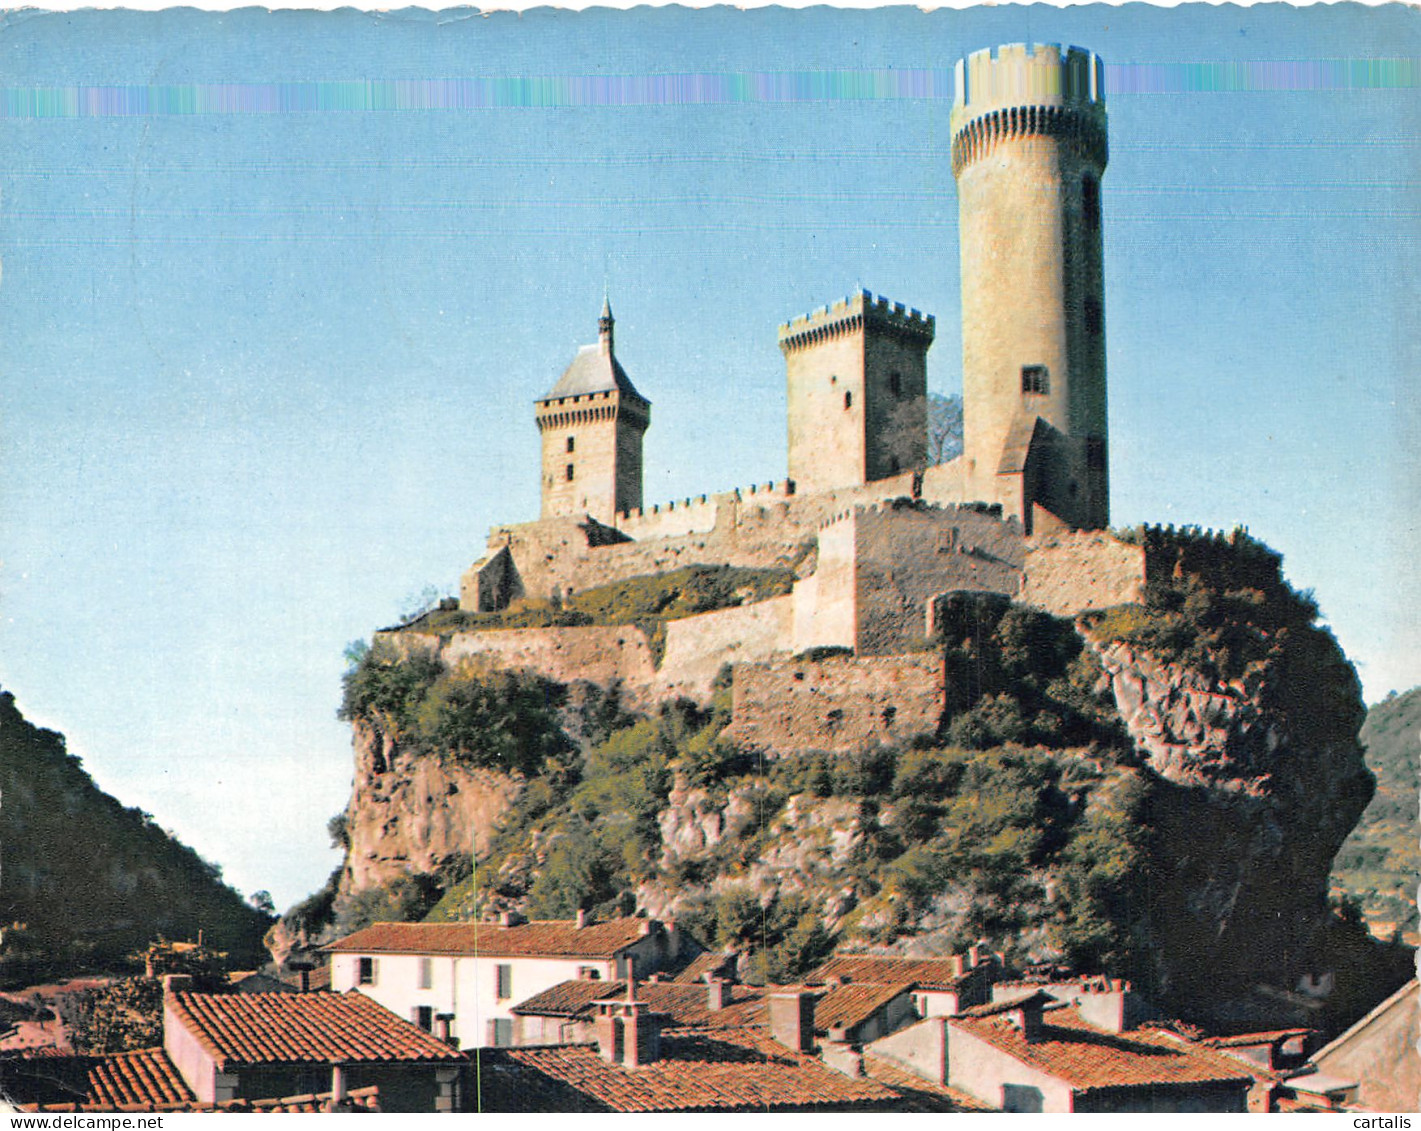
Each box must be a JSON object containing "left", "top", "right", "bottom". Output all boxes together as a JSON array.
[
  {"left": 0, "top": 1048, "right": 193, "bottom": 1109},
  {"left": 950, "top": 1006, "right": 1255, "bottom": 1094},
  {"left": 861, "top": 1052, "right": 998, "bottom": 1112},
  {"left": 1204, "top": 1028, "right": 1312, "bottom": 1048},
  {"left": 167, "top": 990, "right": 464, "bottom": 1068},
  {"left": 22, "top": 1084, "right": 382, "bottom": 1113},
  {"left": 85, "top": 1048, "right": 194, "bottom": 1107},
  {"left": 810, "top": 955, "right": 972, "bottom": 990},
  {"left": 512, "top": 979, "right": 765, "bottom": 1030},
  {"left": 673, "top": 952, "right": 738, "bottom": 984},
  {"left": 475, "top": 1027, "right": 903, "bottom": 1112},
  {"left": 814, "top": 983, "right": 911, "bottom": 1034},
  {"left": 326, "top": 917, "right": 653, "bottom": 960}
]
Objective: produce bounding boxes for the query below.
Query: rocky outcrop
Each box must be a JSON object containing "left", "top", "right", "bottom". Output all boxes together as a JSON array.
[
  {"left": 337, "top": 715, "right": 522, "bottom": 901},
  {"left": 1090, "top": 637, "right": 1374, "bottom": 1009}
]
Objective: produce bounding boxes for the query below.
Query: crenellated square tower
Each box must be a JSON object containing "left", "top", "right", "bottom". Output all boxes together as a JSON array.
[{"left": 779, "top": 290, "right": 934, "bottom": 495}]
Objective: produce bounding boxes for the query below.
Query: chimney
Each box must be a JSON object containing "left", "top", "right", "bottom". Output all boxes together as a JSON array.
[
  {"left": 162, "top": 974, "right": 192, "bottom": 996},
  {"left": 968, "top": 943, "right": 984, "bottom": 968},
  {"left": 330, "top": 1064, "right": 348, "bottom": 1103},
  {"left": 498, "top": 910, "right": 525, "bottom": 928},
  {"left": 593, "top": 999, "right": 661, "bottom": 1067},
  {"left": 1076, "top": 980, "right": 1136, "bottom": 1034},
  {"left": 952, "top": 954, "right": 967, "bottom": 978},
  {"left": 707, "top": 976, "right": 732, "bottom": 1011},
  {"left": 769, "top": 992, "right": 816, "bottom": 1053},
  {"left": 1007, "top": 996, "right": 1046, "bottom": 1044},
  {"left": 576, "top": 908, "right": 590, "bottom": 929},
  {"left": 435, "top": 1013, "right": 456, "bottom": 1046}
]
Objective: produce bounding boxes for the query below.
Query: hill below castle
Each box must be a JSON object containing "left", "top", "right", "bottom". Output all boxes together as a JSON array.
[
  {"left": 0, "top": 691, "right": 271, "bottom": 985},
  {"left": 280, "top": 528, "right": 1409, "bottom": 1033},
  {"left": 1332, "top": 685, "right": 1421, "bottom": 940}
]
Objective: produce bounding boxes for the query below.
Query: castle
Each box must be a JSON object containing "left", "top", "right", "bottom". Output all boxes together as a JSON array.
[{"left": 409, "top": 45, "right": 1146, "bottom": 751}]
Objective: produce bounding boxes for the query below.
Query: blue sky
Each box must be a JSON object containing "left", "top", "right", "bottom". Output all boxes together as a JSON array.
[{"left": 2, "top": 4, "right": 1417, "bottom": 909}]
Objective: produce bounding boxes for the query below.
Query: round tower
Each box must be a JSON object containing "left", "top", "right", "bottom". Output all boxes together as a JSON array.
[{"left": 951, "top": 43, "right": 1109, "bottom": 532}]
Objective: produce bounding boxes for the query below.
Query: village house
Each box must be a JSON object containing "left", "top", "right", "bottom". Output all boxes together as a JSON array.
[
  {"left": 161, "top": 982, "right": 464, "bottom": 1112},
  {"left": 868, "top": 989, "right": 1254, "bottom": 1113},
  {"left": 324, "top": 913, "right": 698, "bottom": 1048},
  {"left": 810, "top": 948, "right": 1002, "bottom": 1017}
]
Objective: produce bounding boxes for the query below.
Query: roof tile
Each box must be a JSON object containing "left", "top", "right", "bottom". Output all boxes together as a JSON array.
[
  {"left": 950, "top": 1006, "right": 1255, "bottom": 1093},
  {"left": 326, "top": 917, "right": 653, "bottom": 960},
  {"left": 476, "top": 1028, "right": 901, "bottom": 1112},
  {"left": 167, "top": 991, "right": 464, "bottom": 1069},
  {"left": 810, "top": 956, "right": 973, "bottom": 990}
]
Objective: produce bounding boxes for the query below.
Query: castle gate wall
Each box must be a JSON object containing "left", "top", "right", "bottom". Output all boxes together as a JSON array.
[
  {"left": 792, "top": 514, "right": 858, "bottom": 652},
  {"left": 1019, "top": 532, "right": 1146, "bottom": 615},
  {"left": 723, "top": 652, "right": 947, "bottom": 754},
  {"left": 850, "top": 503, "right": 1025, "bottom": 654},
  {"left": 434, "top": 626, "right": 659, "bottom": 699}
]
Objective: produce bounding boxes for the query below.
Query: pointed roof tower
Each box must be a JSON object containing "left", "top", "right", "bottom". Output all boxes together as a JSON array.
[{"left": 540, "top": 299, "right": 645, "bottom": 402}]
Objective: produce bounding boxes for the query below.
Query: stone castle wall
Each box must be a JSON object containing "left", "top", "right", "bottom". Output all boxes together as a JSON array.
[
  {"left": 722, "top": 652, "right": 947, "bottom": 754},
  {"left": 1019, "top": 531, "right": 1146, "bottom": 616}
]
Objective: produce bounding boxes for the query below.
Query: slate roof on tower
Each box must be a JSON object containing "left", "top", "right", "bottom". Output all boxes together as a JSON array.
[{"left": 539, "top": 300, "right": 647, "bottom": 403}]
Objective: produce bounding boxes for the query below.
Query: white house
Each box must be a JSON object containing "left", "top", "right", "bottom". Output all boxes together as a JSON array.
[{"left": 325, "top": 913, "right": 698, "bottom": 1048}]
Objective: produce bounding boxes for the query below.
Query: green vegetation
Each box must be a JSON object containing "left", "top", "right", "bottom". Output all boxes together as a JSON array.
[
  {"left": 0, "top": 691, "right": 271, "bottom": 987},
  {"left": 340, "top": 648, "right": 577, "bottom": 776},
  {"left": 67, "top": 941, "right": 230, "bottom": 1055},
  {"left": 394, "top": 564, "right": 793, "bottom": 660},
  {"left": 1332, "top": 686, "right": 1420, "bottom": 938}
]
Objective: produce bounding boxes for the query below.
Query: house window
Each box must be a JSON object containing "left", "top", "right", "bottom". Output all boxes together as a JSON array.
[
  {"left": 1084, "top": 296, "right": 1103, "bottom": 336},
  {"left": 413, "top": 1005, "right": 434, "bottom": 1031},
  {"left": 489, "top": 1018, "right": 514, "bottom": 1047},
  {"left": 565, "top": 463, "right": 575, "bottom": 481},
  {"left": 418, "top": 957, "right": 434, "bottom": 990},
  {"left": 844, "top": 391, "right": 853, "bottom": 410},
  {"left": 577, "top": 966, "right": 601, "bottom": 981},
  {"left": 1083, "top": 174, "right": 1101, "bottom": 231},
  {"left": 566, "top": 435, "right": 575, "bottom": 453},
  {"left": 357, "top": 957, "right": 377, "bottom": 986},
  {"left": 1021, "top": 365, "right": 1050, "bottom": 395},
  {"left": 496, "top": 964, "right": 513, "bottom": 1000}
]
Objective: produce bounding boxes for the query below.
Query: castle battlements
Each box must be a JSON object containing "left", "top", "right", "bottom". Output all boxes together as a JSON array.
[
  {"left": 778, "top": 289, "right": 934, "bottom": 354},
  {"left": 952, "top": 42, "right": 1104, "bottom": 125}
]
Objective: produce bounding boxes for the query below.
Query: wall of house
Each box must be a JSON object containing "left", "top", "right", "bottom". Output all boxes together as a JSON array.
[
  {"left": 334, "top": 950, "right": 619, "bottom": 1050},
  {"left": 723, "top": 653, "right": 946, "bottom": 754},
  {"left": 1072, "top": 1082, "right": 1249, "bottom": 1114},
  {"left": 163, "top": 1000, "right": 222, "bottom": 1104},
  {"left": 850, "top": 992, "right": 919, "bottom": 1044},
  {"left": 1019, "top": 531, "right": 1145, "bottom": 616},
  {"left": 944, "top": 1022, "right": 1075, "bottom": 1113},
  {"left": 1312, "top": 982, "right": 1419, "bottom": 1113},
  {"left": 866, "top": 1017, "right": 947, "bottom": 1084}
]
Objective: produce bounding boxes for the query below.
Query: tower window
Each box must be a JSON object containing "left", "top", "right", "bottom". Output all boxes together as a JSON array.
[
  {"left": 565, "top": 463, "right": 575, "bottom": 481},
  {"left": 1087, "top": 436, "right": 1106, "bottom": 471},
  {"left": 1084, "top": 297, "right": 1103, "bottom": 336},
  {"left": 844, "top": 391, "right": 853, "bottom": 410},
  {"left": 1022, "top": 366, "right": 1050, "bottom": 395},
  {"left": 1083, "top": 175, "right": 1101, "bottom": 231},
  {"left": 566, "top": 435, "right": 575, "bottom": 453},
  {"left": 890, "top": 371, "right": 902, "bottom": 397}
]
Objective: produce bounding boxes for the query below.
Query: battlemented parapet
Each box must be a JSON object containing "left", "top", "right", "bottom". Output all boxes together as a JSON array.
[
  {"left": 780, "top": 290, "right": 934, "bottom": 496},
  {"left": 952, "top": 43, "right": 1109, "bottom": 533}
]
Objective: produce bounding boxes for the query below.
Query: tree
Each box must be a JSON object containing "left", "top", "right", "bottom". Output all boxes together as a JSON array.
[
  {"left": 927, "top": 393, "right": 964, "bottom": 465},
  {"left": 248, "top": 890, "right": 277, "bottom": 916}
]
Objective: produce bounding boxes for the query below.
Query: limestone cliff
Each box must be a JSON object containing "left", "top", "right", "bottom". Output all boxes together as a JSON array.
[{"left": 337, "top": 714, "right": 522, "bottom": 899}]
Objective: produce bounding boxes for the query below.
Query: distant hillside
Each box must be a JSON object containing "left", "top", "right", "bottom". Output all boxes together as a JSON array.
[
  {"left": 0, "top": 690, "right": 271, "bottom": 985},
  {"left": 1333, "top": 686, "right": 1420, "bottom": 937}
]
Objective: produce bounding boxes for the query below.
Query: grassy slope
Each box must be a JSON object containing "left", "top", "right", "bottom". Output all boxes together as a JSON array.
[{"left": 1332, "top": 686, "right": 1420, "bottom": 935}]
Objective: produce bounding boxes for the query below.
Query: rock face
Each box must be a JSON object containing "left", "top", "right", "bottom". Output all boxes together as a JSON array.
[
  {"left": 1091, "top": 638, "right": 1374, "bottom": 1008},
  {"left": 337, "top": 715, "right": 522, "bottom": 901}
]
